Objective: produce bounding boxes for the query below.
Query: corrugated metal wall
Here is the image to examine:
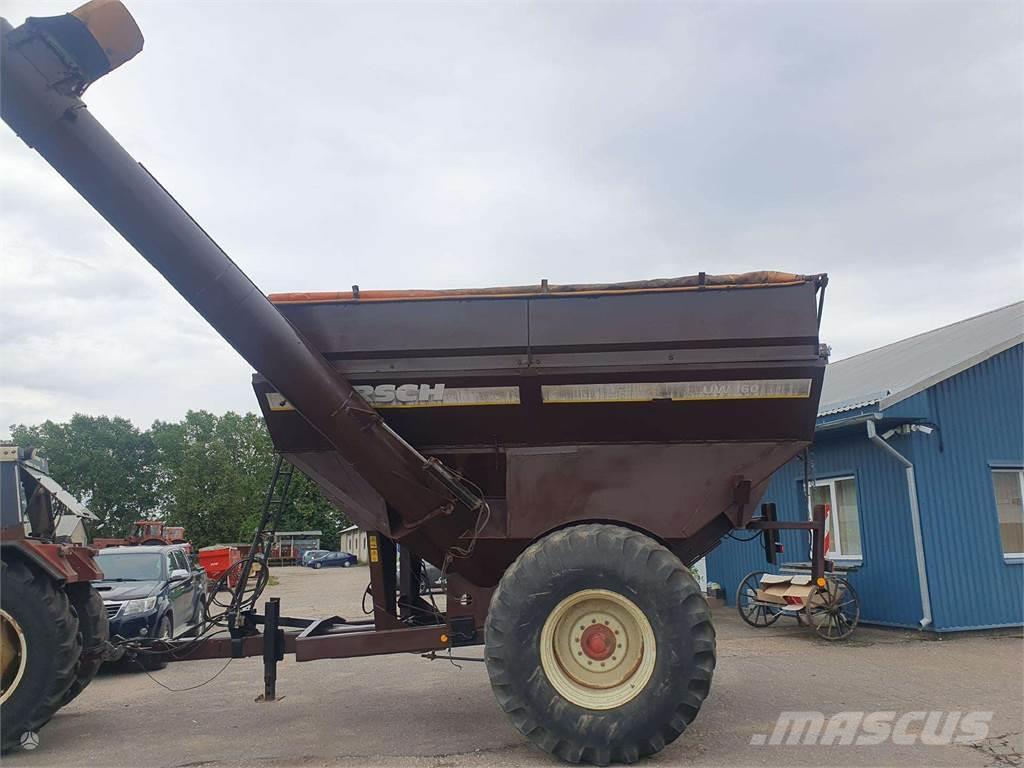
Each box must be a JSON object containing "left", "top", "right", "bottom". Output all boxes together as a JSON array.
[
  {"left": 911, "top": 344, "right": 1023, "bottom": 630},
  {"left": 707, "top": 344, "right": 1024, "bottom": 631}
]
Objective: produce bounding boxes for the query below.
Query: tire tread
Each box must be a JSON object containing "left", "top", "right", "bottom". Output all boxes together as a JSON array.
[
  {"left": 485, "top": 524, "right": 716, "bottom": 765},
  {"left": 0, "top": 559, "right": 81, "bottom": 752}
]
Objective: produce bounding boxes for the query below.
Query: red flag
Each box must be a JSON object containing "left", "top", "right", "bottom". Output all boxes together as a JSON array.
[{"left": 823, "top": 503, "right": 832, "bottom": 556}]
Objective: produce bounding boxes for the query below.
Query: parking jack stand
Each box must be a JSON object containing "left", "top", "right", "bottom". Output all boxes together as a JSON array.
[{"left": 259, "top": 597, "right": 284, "bottom": 702}]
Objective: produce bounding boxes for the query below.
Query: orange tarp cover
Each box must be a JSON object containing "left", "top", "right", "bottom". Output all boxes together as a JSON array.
[{"left": 269, "top": 271, "right": 818, "bottom": 305}]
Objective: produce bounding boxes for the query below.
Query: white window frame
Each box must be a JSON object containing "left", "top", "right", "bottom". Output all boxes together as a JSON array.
[
  {"left": 991, "top": 468, "right": 1024, "bottom": 560},
  {"left": 806, "top": 475, "right": 862, "bottom": 561}
]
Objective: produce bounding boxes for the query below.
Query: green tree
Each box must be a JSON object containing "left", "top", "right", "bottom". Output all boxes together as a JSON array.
[
  {"left": 9, "top": 415, "right": 158, "bottom": 537},
  {"left": 150, "top": 411, "right": 275, "bottom": 549},
  {"left": 11, "top": 410, "right": 350, "bottom": 551}
]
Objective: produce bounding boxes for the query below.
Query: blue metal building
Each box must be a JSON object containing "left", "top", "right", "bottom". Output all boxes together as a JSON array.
[{"left": 707, "top": 302, "right": 1024, "bottom": 631}]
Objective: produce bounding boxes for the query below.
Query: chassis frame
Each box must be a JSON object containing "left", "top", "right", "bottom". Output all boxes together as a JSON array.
[
  {"left": 148, "top": 454, "right": 493, "bottom": 700},
  {"left": 148, "top": 495, "right": 828, "bottom": 701},
  {"left": 157, "top": 530, "right": 491, "bottom": 701}
]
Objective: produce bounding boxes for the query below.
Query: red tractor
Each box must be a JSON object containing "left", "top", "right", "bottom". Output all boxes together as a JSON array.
[
  {"left": 0, "top": 446, "right": 109, "bottom": 752},
  {"left": 93, "top": 521, "right": 190, "bottom": 551}
]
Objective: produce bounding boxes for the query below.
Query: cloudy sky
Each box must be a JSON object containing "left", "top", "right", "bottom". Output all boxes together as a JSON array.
[{"left": 1, "top": 0, "right": 1021, "bottom": 434}]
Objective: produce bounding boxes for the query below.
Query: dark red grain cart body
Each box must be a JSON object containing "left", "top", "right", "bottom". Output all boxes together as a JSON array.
[{"left": 256, "top": 274, "right": 825, "bottom": 587}]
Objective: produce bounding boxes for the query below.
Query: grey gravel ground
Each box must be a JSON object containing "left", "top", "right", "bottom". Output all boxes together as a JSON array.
[{"left": 7, "top": 566, "right": 1021, "bottom": 768}]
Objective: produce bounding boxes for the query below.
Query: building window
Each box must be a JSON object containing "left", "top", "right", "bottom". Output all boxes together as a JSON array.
[
  {"left": 991, "top": 469, "right": 1024, "bottom": 557},
  {"left": 807, "top": 476, "right": 862, "bottom": 559},
  {"left": 172, "top": 550, "right": 189, "bottom": 573}
]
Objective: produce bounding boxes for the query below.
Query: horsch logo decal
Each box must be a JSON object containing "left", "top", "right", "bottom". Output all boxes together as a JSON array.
[
  {"left": 265, "top": 384, "right": 519, "bottom": 412},
  {"left": 354, "top": 383, "right": 446, "bottom": 405},
  {"left": 355, "top": 384, "right": 520, "bottom": 408}
]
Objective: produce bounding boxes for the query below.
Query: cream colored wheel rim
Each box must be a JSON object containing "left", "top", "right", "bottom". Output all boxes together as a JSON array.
[
  {"left": 539, "top": 589, "right": 656, "bottom": 710},
  {"left": 0, "top": 609, "right": 28, "bottom": 706}
]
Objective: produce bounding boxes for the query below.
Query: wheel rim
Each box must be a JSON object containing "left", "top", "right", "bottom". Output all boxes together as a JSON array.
[
  {"left": 737, "top": 572, "right": 781, "bottom": 627},
  {"left": 808, "top": 579, "right": 860, "bottom": 640},
  {"left": 539, "top": 588, "right": 656, "bottom": 710},
  {"left": 0, "top": 609, "right": 28, "bottom": 705}
]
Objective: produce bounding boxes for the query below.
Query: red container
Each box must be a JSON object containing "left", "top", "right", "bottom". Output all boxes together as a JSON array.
[{"left": 198, "top": 545, "right": 241, "bottom": 588}]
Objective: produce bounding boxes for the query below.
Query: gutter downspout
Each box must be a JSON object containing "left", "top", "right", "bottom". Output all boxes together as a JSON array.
[{"left": 866, "top": 420, "right": 933, "bottom": 629}]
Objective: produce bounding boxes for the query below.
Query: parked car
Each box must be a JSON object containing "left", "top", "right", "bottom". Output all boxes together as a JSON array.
[
  {"left": 300, "top": 548, "right": 330, "bottom": 566},
  {"left": 93, "top": 545, "right": 207, "bottom": 669},
  {"left": 308, "top": 551, "right": 357, "bottom": 569},
  {"left": 421, "top": 561, "right": 446, "bottom": 592},
  {"left": 393, "top": 555, "right": 446, "bottom": 592}
]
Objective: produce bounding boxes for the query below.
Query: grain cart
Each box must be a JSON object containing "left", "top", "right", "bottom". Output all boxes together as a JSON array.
[
  {"left": 1, "top": 3, "right": 832, "bottom": 763},
  {"left": 0, "top": 446, "right": 109, "bottom": 752}
]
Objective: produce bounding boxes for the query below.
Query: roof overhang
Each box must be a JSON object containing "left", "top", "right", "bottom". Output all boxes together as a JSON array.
[
  {"left": 877, "top": 336, "right": 1023, "bottom": 412},
  {"left": 817, "top": 391, "right": 888, "bottom": 417}
]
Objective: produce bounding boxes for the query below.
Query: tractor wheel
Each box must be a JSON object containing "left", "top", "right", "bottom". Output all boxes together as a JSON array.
[
  {"left": 141, "top": 539, "right": 165, "bottom": 546},
  {"left": 485, "top": 524, "right": 715, "bottom": 765},
  {"left": 61, "top": 583, "right": 110, "bottom": 706},
  {"left": 0, "top": 559, "right": 81, "bottom": 753}
]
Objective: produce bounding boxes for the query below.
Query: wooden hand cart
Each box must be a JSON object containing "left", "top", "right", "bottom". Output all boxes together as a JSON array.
[
  {"left": 733, "top": 503, "right": 862, "bottom": 640},
  {"left": 735, "top": 566, "right": 861, "bottom": 640}
]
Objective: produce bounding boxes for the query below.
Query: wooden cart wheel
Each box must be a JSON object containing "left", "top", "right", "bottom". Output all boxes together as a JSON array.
[
  {"left": 735, "top": 571, "right": 782, "bottom": 628},
  {"left": 805, "top": 577, "right": 860, "bottom": 640}
]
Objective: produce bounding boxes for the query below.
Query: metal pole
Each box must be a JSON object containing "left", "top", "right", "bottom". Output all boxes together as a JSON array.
[{"left": 262, "top": 598, "right": 282, "bottom": 702}]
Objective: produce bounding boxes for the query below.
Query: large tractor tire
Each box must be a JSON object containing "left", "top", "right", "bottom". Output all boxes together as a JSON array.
[
  {"left": 484, "top": 524, "right": 715, "bottom": 766},
  {"left": 0, "top": 559, "right": 82, "bottom": 752},
  {"left": 61, "top": 583, "right": 109, "bottom": 706}
]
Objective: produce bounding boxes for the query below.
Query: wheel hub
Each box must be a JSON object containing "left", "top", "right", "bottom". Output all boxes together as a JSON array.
[
  {"left": 580, "top": 623, "right": 616, "bottom": 661},
  {"left": 0, "top": 609, "right": 28, "bottom": 706},
  {"left": 539, "top": 589, "right": 656, "bottom": 710}
]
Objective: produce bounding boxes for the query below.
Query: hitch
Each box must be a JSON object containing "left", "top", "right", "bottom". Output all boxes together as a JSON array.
[
  {"left": 98, "top": 639, "right": 126, "bottom": 663},
  {"left": 256, "top": 598, "right": 285, "bottom": 702}
]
